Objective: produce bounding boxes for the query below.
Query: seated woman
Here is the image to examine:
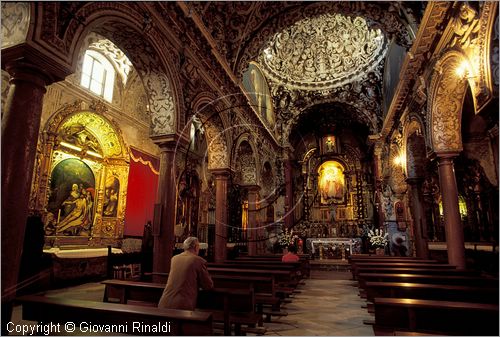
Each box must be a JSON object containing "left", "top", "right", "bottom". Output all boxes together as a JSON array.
[{"left": 282, "top": 244, "right": 300, "bottom": 263}]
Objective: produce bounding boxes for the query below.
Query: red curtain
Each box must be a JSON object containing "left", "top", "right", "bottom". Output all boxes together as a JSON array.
[{"left": 124, "top": 147, "right": 159, "bottom": 237}]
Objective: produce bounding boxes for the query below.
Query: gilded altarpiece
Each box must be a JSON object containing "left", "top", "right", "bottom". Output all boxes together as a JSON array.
[{"left": 31, "top": 101, "right": 129, "bottom": 247}]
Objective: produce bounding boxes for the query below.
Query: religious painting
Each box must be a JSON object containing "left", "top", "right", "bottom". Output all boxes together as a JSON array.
[
  {"left": 320, "top": 135, "right": 341, "bottom": 155},
  {"left": 47, "top": 158, "right": 95, "bottom": 236},
  {"left": 242, "top": 62, "right": 275, "bottom": 128},
  {"left": 318, "top": 161, "right": 346, "bottom": 204},
  {"left": 103, "top": 172, "right": 120, "bottom": 217}
]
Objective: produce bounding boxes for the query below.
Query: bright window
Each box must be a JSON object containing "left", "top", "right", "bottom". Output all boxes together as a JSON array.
[{"left": 81, "top": 50, "right": 115, "bottom": 102}]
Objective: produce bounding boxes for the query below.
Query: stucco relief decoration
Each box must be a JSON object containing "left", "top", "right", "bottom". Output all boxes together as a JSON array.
[
  {"left": 259, "top": 13, "right": 386, "bottom": 90},
  {"left": 204, "top": 118, "right": 229, "bottom": 169},
  {"left": 96, "top": 22, "right": 177, "bottom": 136},
  {"left": 429, "top": 58, "right": 467, "bottom": 153},
  {"left": 1, "top": 2, "right": 30, "bottom": 49},
  {"left": 90, "top": 38, "right": 133, "bottom": 84}
]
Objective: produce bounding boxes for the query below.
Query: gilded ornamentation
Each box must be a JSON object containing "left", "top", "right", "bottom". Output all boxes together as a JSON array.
[
  {"left": 60, "top": 112, "right": 123, "bottom": 158},
  {"left": 235, "top": 141, "right": 257, "bottom": 185},
  {"left": 259, "top": 13, "right": 386, "bottom": 90},
  {"left": 1, "top": 2, "right": 30, "bottom": 49},
  {"left": 428, "top": 53, "right": 467, "bottom": 153},
  {"left": 204, "top": 115, "right": 229, "bottom": 169}
]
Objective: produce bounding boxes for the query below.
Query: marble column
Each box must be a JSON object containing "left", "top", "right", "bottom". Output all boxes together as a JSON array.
[
  {"left": 212, "top": 169, "right": 230, "bottom": 263},
  {"left": 1, "top": 62, "right": 53, "bottom": 325},
  {"left": 406, "top": 178, "right": 429, "bottom": 259},
  {"left": 437, "top": 154, "right": 466, "bottom": 269},
  {"left": 152, "top": 141, "right": 177, "bottom": 282},
  {"left": 247, "top": 185, "right": 260, "bottom": 256},
  {"left": 284, "top": 158, "right": 294, "bottom": 229}
]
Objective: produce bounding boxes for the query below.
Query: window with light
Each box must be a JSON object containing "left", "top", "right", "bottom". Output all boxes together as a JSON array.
[{"left": 81, "top": 50, "right": 115, "bottom": 102}]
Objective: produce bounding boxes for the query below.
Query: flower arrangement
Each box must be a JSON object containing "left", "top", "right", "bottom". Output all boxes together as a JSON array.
[
  {"left": 368, "top": 228, "right": 388, "bottom": 248},
  {"left": 279, "top": 228, "right": 299, "bottom": 248}
]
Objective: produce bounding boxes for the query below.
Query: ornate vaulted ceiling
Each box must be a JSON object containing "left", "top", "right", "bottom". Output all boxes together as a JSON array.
[
  {"left": 258, "top": 13, "right": 387, "bottom": 91},
  {"left": 187, "top": 1, "right": 424, "bottom": 140}
]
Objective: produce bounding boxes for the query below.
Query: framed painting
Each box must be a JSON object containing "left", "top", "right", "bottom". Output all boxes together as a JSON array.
[{"left": 47, "top": 158, "right": 96, "bottom": 236}]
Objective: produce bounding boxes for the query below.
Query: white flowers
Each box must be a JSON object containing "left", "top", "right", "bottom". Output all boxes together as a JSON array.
[
  {"left": 279, "top": 228, "right": 299, "bottom": 247},
  {"left": 368, "top": 228, "right": 388, "bottom": 248}
]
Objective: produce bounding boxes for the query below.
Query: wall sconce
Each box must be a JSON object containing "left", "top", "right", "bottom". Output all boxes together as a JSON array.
[
  {"left": 455, "top": 59, "right": 478, "bottom": 80},
  {"left": 393, "top": 153, "right": 406, "bottom": 169}
]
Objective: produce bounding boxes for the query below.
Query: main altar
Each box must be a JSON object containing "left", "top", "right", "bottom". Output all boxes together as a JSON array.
[{"left": 306, "top": 237, "right": 362, "bottom": 260}]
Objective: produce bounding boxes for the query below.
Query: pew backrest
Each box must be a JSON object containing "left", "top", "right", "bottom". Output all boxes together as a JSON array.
[{"left": 17, "top": 295, "right": 213, "bottom": 336}]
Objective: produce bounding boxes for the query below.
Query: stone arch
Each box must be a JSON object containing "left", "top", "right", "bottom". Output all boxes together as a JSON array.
[
  {"left": 38, "top": 2, "right": 183, "bottom": 137},
  {"left": 404, "top": 116, "right": 427, "bottom": 180},
  {"left": 191, "top": 93, "right": 230, "bottom": 170},
  {"left": 428, "top": 50, "right": 470, "bottom": 154},
  {"left": 233, "top": 136, "right": 258, "bottom": 186}
]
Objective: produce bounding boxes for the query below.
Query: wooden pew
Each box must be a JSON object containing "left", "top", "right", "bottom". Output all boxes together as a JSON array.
[
  {"left": 365, "top": 281, "right": 499, "bottom": 305},
  {"left": 102, "top": 279, "right": 164, "bottom": 304},
  {"left": 101, "top": 279, "right": 260, "bottom": 336},
  {"left": 349, "top": 258, "right": 440, "bottom": 279},
  {"left": 372, "top": 297, "right": 499, "bottom": 336},
  {"left": 232, "top": 257, "right": 311, "bottom": 278},
  {"left": 352, "top": 263, "right": 456, "bottom": 280},
  {"left": 145, "top": 271, "right": 284, "bottom": 314},
  {"left": 207, "top": 267, "right": 294, "bottom": 288},
  {"left": 198, "top": 287, "right": 262, "bottom": 336},
  {"left": 357, "top": 273, "right": 498, "bottom": 290},
  {"left": 17, "top": 295, "right": 213, "bottom": 336}
]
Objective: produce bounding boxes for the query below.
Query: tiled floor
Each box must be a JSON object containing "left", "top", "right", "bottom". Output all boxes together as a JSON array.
[{"left": 10, "top": 270, "right": 374, "bottom": 336}]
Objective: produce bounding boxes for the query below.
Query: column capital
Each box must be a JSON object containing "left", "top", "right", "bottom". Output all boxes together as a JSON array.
[
  {"left": 431, "top": 151, "right": 460, "bottom": 161},
  {"left": 210, "top": 168, "right": 231, "bottom": 178},
  {"left": 151, "top": 134, "right": 186, "bottom": 150},
  {"left": 2, "top": 44, "right": 72, "bottom": 83},
  {"left": 244, "top": 185, "right": 261, "bottom": 193},
  {"left": 5, "top": 61, "right": 54, "bottom": 89}
]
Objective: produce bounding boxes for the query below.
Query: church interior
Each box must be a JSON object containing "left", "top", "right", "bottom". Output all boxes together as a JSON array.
[{"left": 1, "top": 2, "right": 499, "bottom": 336}]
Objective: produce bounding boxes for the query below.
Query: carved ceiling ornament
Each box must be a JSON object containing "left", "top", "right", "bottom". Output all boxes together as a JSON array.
[
  {"left": 428, "top": 52, "right": 468, "bottom": 154},
  {"left": 259, "top": 13, "right": 386, "bottom": 90},
  {"left": 86, "top": 35, "right": 133, "bottom": 85},
  {"left": 1, "top": 2, "right": 30, "bottom": 49},
  {"left": 95, "top": 22, "right": 178, "bottom": 137}
]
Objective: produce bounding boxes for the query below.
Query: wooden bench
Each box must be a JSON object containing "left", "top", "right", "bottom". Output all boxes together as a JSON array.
[
  {"left": 357, "top": 273, "right": 497, "bottom": 292},
  {"left": 102, "top": 279, "right": 164, "bottom": 305},
  {"left": 349, "top": 259, "right": 440, "bottom": 279},
  {"left": 372, "top": 297, "right": 499, "bottom": 336},
  {"left": 101, "top": 279, "right": 262, "bottom": 335},
  {"left": 17, "top": 295, "right": 213, "bottom": 336},
  {"left": 352, "top": 263, "right": 456, "bottom": 280},
  {"left": 207, "top": 267, "right": 294, "bottom": 286},
  {"left": 228, "top": 259, "right": 310, "bottom": 278},
  {"left": 364, "top": 281, "right": 498, "bottom": 310},
  {"left": 198, "top": 287, "right": 262, "bottom": 336}
]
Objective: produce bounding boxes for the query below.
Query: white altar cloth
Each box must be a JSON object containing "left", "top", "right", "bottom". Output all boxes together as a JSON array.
[
  {"left": 307, "top": 238, "right": 361, "bottom": 254},
  {"left": 43, "top": 247, "right": 122, "bottom": 258}
]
